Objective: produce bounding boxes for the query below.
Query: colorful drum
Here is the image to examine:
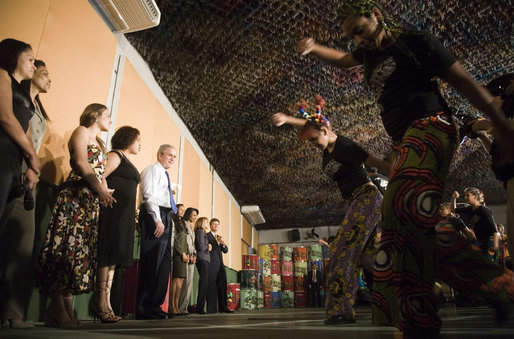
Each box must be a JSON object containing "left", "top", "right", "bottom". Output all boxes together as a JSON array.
[
  {"left": 271, "top": 274, "right": 281, "bottom": 292},
  {"left": 270, "top": 291, "right": 281, "bottom": 308},
  {"left": 294, "top": 261, "right": 308, "bottom": 277},
  {"left": 257, "top": 290, "right": 264, "bottom": 309},
  {"left": 240, "top": 288, "right": 257, "bottom": 310},
  {"left": 263, "top": 275, "right": 272, "bottom": 292},
  {"left": 242, "top": 254, "right": 259, "bottom": 271},
  {"left": 270, "top": 259, "right": 280, "bottom": 275},
  {"left": 281, "top": 275, "right": 293, "bottom": 291},
  {"left": 308, "top": 260, "right": 323, "bottom": 272},
  {"left": 264, "top": 292, "right": 271, "bottom": 308},
  {"left": 226, "top": 283, "right": 240, "bottom": 310},
  {"left": 258, "top": 244, "right": 271, "bottom": 260},
  {"left": 280, "top": 246, "right": 293, "bottom": 261},
  {"left": 262, "top": 259, "right": 271, "bottom": 275},
  {"left": 281, "top": 291, "right": 294, "bottom": 308},
  {"left": 270, "top": 244, "right": 279, "bottom": 260},
  {"left": 308, "top": 244, "right": 323, "bottom": 261},
  {"left": 293, "top": 246, "right": 307, "bottom": 262},
  {"left": 294, "top": 290, "right": 308, "bottom": 307},
  {"left": 294, "top": 276, "right": 307, "bottom": 291},
  {"left": 240, "top": 269, "right": 258, "bottom": 289},
  {"left": 259, "top": 257, "right": 263, "bottom": 274},
  {"left": 280, "top": 260, "right": 293, "bottom": 275}
]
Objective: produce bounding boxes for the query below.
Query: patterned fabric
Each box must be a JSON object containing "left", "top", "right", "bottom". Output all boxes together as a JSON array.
[
  {"left": 325, "top": 183, "right": 382, "bottom": 318},
  {"left": 372, "top": 114, "right": 459, "bottom": 331},
  {"left": 37, "top": 145, "right": 106, "bottom": 294}
]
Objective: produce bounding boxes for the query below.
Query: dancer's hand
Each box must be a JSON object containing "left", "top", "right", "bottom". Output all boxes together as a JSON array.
[
  {"left": 297, "top": 38, "right": 316, "bottom": 55},
  {"left": 451, "top": 191, "right": 460, "bottom": 200},
  {"left": 272, "top": 113, "right": 288, "bottom": 126}
]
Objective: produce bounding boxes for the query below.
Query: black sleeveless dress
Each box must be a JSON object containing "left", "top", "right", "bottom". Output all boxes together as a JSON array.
[{"left": 97, "top": 150, "right": 140, "bottom": 267}]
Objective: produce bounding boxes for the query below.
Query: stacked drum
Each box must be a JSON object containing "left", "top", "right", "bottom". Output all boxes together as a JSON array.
[
  {"left": 270, "top": 244, "right": 281, "bottom": 307},
  {"left": 280, "top": 246, "right": 293, "bottom": 308},
  {"left": 293, "top": 246, "right": 308, "bottom": 307},
  {"left": 259, "top": 244, "right": 272, "bottom": 308},
  {"left": 226, "top": 283, "right": 240, "bottom": 311},
  {"left": 308, "top": 244, "right": 324, "bottom": 306},
  {"left": 240, "top": 254, "right": 259, "bottom": 309}
]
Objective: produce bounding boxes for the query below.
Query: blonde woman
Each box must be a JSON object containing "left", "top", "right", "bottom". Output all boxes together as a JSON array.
[
  {"left": 194, "top": 217, "right": 211, "bottom": 314},
  {"left": 37, "top": 104, "right": 116, "bottom": 327}
]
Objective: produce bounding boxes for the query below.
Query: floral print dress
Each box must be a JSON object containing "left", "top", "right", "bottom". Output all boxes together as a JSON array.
[{"left": 37, "top": 145, "right": 106, "bottom": 294}]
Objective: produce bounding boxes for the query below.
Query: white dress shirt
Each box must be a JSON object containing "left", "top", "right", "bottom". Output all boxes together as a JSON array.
[{"left": 140, "top": 162, "right": 172, "bottom": 223}]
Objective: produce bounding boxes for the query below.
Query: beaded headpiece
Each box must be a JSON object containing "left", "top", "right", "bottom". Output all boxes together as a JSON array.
[
  {"left": 297, "top": 95, "right": 330, "bottom": 127},
  {"left": 336, "top": 0, "right": 397, "bottom": 33}
]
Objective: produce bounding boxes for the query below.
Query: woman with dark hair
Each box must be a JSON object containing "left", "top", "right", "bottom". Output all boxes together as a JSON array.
[
  {"left": 194, "top": 216, "right": 211, "bottom": 314},
  {"left": 95, "top": 126, "right": 141, "bottom": 322},
  {"left": 37, "top": 104, "right": 116, "bottom": 327},
  {"left": 0, "top": 59, "right": 51, "bottom": 329},
  {"left": 171, "top": 213, "right": 190, "bottom": 316},
  {"left": 0, "top": 38, "right": 39, "bottom": 223},
  {"left": 179, "top": 207, "right": 198, "bottom": 314},
  {"left": 273, "top": 96, "right": 388, "bottom": 325},
  {"left": 297, "top": 0, "right": 514, "bottom": 334}
]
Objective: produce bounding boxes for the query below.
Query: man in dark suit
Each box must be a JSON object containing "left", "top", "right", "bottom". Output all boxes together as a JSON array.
[
  {"left": 206, "top": 218, "right": 233, "bottom": 313},
  {"left": 307, "top": 263, "right": 323, "bottom": 307}
]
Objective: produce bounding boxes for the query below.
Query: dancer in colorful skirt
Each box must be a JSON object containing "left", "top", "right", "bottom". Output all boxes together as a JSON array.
[
  {"left": 273, "top": 96, "right": 389, "bottom": 325},
  {"left": 297, "top": 0, "right": 514, "bottom": 336}
]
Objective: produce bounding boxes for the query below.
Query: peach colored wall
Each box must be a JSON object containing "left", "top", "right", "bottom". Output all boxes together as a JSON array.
[
  {"left": 214, "top": 180, "right": 230, "bottom": 266},
  {"left": 198, "top": 160, "right": 213, "bottom": 219},
  {"left": 242, "top": 217, "right": 252, "bottom": 246},
  {"left": 180, "top": 139, "right": 201, "bottom": 209},
  {"left": 252, "top": 228, "right": 259, "bottom": 250},
  {"left": 230, "top": 202, "right": 242, "bottom": 271},
  {"left": 241, "top": 240, "right": 249, "bottom": 256}
]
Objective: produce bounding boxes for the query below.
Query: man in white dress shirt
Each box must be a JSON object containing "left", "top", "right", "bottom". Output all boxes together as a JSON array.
[{"left": 136, "top": 144, "right": 178, "bottom": 319}]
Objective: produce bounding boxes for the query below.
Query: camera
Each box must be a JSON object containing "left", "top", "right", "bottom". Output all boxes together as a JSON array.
[{"left": 9, "top": 181, "right": 34, "bottom": 210}]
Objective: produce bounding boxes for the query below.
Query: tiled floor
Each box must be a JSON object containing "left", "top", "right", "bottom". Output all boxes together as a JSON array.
[{"left": 1, "top": 305, "right": 514, "bottom": 338}]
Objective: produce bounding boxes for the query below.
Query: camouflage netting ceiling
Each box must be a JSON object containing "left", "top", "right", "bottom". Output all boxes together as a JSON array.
[{"left": 127, "top": 0, "right": 513, "bottom": 230}]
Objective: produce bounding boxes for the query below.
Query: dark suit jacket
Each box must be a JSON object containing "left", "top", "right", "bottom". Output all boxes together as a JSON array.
[
  {"left": 307, "top": 269, "right": 323, "bottom": 287},
  {"left": 207, "top": 232, "right": 228, "bottom": 272}
]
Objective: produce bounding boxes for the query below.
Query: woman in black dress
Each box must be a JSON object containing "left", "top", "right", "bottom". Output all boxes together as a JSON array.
[{"left": 95, "top": 126, "right": 141, "bottom": 322}]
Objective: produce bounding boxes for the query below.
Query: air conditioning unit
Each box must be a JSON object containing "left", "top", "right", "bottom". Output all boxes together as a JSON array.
[
  {"left": 89, "top": 0, "right": 161, "bottom": 34},
  {"left": 241, "top": 205, "right": 265, "bottom": 226}
]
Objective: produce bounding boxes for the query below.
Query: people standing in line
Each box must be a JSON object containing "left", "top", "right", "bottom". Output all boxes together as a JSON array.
[
  {"left": 178, "top": 207, "right": 198, "bottom": 315},
  {"left": 273, "top": 96, "right": 387, "bottom": 325},
  {"left": 0, "top": 38, "right": 39, "bottom": 224},
  {"left": 452, "top": 189, "right": 500, "bottom": 262},
  {"left": 297, "top": 1, "right": 514, "bottom": 334},
  {"left": 194, "top": 217, "right": 211, "bottom": 314},
  {"left": 136, "top": 144, "right": 178, "bottom": 320},
  {"left": 95, "top": 126, "right": 141, "bottom": 322},
  {"left": 207, "top": 218, "right": 233, "bottom": 313},
  {"left": 37, "top": 103, "right": 116, "bottom": 327},
  {"left": 170, "top": 212, "right": 189, "bottom": 316},
  {"left": 0, "top": 58, "right": 50, "bottom": 329},
  {"left": 307, "top": 263, "right": 323, "bottom": 307}
]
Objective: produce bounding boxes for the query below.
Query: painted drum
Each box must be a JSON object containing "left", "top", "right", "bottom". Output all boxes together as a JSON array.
[
  {"left": 263, "top": 275, "right": 272, "bottom": 292},
  {"left": 281, "top": 291, "right": 294, "bottom": 308},
  {"left": 308, "top": 260, "right": 323, "bottom": 272},
  {"left": 257, "top": 272, "right": 263, "bottom": 291},
  {"left": 294, "top": 260, "right": 308, "bottom": 277},
  {"left": 264, "top": 291, "right": 272, "bottom": 308},
  {"left": 281, "top": 274, "right": 293, "bottom": 291},
  {"left": 308, "top": 244, "right": 323, "bottom": 261},
  {"left": 262, "top": 259, "right": 271, "bottom": 275},
  {"left": 242, "top": 254, "right": 259, "bottom": 271},
  {"left": 240, "top": 269, "right": 258, "bottom": 289},
  {"left": 240, "top": 288, "right": 257, "bottom": 310},
  {"left": 270, "top": 259, "right": 280, "bottom": 275},
  {"left": 270, "top": 291, "right": 281, "bottom": 308},
  {"left": 294, "top": 290, "right": 308, "bottom": 307},
  {"left": 293, "top": 246, "right": 307, "bottom": 262},
  {"left": 271, "top": 274, "right": 281, "bottom": 292},
  {"left": 280, "top": 260, "right": 293, "bottom": 275},
  {"left": 258, "top": 245, "right": 271, "bottom": 260},
  {"left": 294, "top": 276, "right": 307, "bottom": 291},
  {"left": 270, "top": 244, "right": 279, "bottom": 260},
  {"left": 257, "top": 290, "right": 264, "bottom": 309},
  {"left": 259, "top": 257, "right": 263, "bottom": 274},
  {"left": 280, "top": 246, "right": 293, "bottom": 261},
  {"left": 226, "top": 283, "right": 240, "bottom": 310}
]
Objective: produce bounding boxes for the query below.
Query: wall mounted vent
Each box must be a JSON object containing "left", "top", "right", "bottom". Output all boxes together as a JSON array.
[
  {"left": 241, "top": 205, "right": 266, "bottom": 226},
  {"left": 89, "top": 0, "right": 161, "bottom": 33}
]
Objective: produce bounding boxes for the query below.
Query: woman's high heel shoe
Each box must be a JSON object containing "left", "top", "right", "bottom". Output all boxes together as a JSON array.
[
  {"left": 8, "top": 318, "right": 35, "bottom": 329},
  {"left": 91, "top": 304, "right": 120, "bottom": 324}
]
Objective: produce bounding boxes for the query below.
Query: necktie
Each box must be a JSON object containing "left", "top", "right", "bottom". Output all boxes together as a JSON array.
[
  {"left": 313, "top": 270, "right": 316, "bottom": 283},
  {"left": 165, "top": 170, "right": 178, "bottom": 214}
]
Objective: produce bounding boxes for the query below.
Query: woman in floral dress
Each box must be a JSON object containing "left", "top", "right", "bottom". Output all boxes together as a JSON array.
[{"left": 37, "top": 103, "right": 116, "bottom": 327}]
